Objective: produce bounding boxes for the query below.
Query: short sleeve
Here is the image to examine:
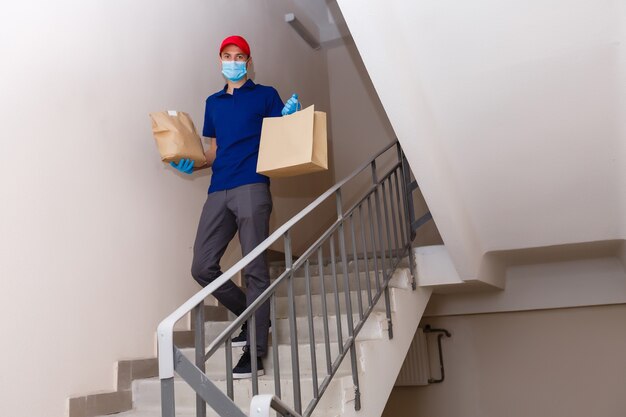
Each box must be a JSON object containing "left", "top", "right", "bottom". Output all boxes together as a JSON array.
[
  {"left": 265, "top": 87, "right": 284, "bottom": 118},
  {"left": 202, "top": 98, "right": 215, "bottom": 137}
]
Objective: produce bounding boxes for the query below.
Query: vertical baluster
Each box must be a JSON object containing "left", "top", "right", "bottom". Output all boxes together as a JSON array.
[
  {"left": 372, "top": 161, "right": 388, "bottom": 281},
  {"left": 381, "top": 180, "right": 394, "bottom": 270},
  {"left": 304, "top": 260, "right": 319, "bottom": 398},
  {"left": 367, "top": 196, "right": 381, "bottom": 293},
  {"left": 250, "top": 315, "right": 258, "bottom": 396},
  {"left": 284, "top": 231, "right": 301, "bottom": 414},
  {"left": 270, "top": 294, "right": 281, "bottom": 399},
  {"left": 373, "top": 161, "right": 393, "bottom": 341},
  {"left": 161, "top": 378, "right": 176, "bottom": 417},
  {"left": 318, "top": 248, "right": 332, "bottom": 375},
  {"left": 359, "top": 204, "right": 373, "bottom": 307},
  {"left": 329, "top": 235, "right": 343, "bottom": 352},
  {"left": 349, "top": 214, "right": 364, "bottom": 319},
  {"left": 193, "top": 302, "right": 206, "bottom": 417},
  {"left": 398, "top": 144, "right": 417, "bottom": 287},
  {"left": 336, "top": 190, "right": 362, "bottom": 411},
  {"left": 393, "top": 170, "right": 407, "bottom": 249},
  {"left": 388, "top": 176, "right": 401, "bottom": 263},
  {"left": 225, "top": 338, "right": 233, "bottom": 400},
  {"left": 398, "top": 144, "right": 416, "bottom": 241}
]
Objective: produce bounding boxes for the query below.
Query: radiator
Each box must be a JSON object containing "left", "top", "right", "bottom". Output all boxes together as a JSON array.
[{"left": 394, "top": 327, "right": 431, "bottom": 386}]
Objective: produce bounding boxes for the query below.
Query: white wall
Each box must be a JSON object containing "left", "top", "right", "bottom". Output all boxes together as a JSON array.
[
  {"left": 0, "top": 1, "right": 334, "bottom": 416},
  {"left": 383, "top": 304, "right": 626, "bottom": 417},
  {"left": 337, "top": 0, "right": 626, "bottom": 286}
]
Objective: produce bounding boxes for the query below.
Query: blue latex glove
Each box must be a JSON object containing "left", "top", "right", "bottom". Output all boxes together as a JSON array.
[
  {"left": 170, "top": 158, "right": 194, "bottom": 174},
  {"left": 281, "top": 93, "right": 301, "bottom": 116}
]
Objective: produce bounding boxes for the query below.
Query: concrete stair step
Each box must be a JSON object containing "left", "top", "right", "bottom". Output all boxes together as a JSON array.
[
  {"left": 204, "top": 311, "right": 388, "bottom": 347},
  {"left": 269, "top": 255, "right": 409, "bottom": 280},
  {"left": 102, "top": 283, "right": 420, "bottom": 417},
  {"left": 269, "top": 270, "right": 391, "bottom": 298},
  {"left": 180, "top": 340, "right": 353, "bottom": 380},
  {"left": 108, "top": 411, "right": 341, "bottom": 417},
  {"left": 132, "top": 374, "right": 349, "bottom": 415},
  {"left": 177, "top": 269, "right": 411, "bottom": 348}
]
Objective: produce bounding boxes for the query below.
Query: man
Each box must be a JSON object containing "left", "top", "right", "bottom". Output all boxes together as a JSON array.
[{"left": 171, "top": 35, "right": 299, "bottom": 378}]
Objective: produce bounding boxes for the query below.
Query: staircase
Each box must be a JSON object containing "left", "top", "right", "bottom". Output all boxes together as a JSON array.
[
  {"left": 98, "top": 140, "right": 434, "bottom": 417},
  {"left": 97, "top": 259, "right": 431, "bottom": 417}
]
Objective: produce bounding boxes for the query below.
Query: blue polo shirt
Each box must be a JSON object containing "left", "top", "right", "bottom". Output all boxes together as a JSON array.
[{"left": 202, "top": 79, "right": 284, "bottom": 193}]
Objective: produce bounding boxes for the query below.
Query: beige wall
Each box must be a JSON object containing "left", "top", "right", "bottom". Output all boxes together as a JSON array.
[
  {"left": 0, "top": 0, "right": 425, "bottom": 415},
  {"left": 0, "top": 1, "right": 334, "bottom": 416},
  {"left": 426, "top": 256, "right": 626, "bottom": 315},
  {"left": 383, "top": 304, "right": 626, "bottom": 417}
]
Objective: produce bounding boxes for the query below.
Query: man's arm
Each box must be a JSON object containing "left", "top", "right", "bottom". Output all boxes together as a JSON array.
[{"left": 194, "top": 138, "right": 216, "bottom": 170}]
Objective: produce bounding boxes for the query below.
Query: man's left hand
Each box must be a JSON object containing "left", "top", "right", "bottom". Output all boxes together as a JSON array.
[{"left": 281, "top": 93, "right": 300, "bottom": 116}]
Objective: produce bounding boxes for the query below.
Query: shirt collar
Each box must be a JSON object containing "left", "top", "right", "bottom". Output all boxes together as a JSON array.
[{"left": 216, "top": 79, "right": 256, "bottom": 97}]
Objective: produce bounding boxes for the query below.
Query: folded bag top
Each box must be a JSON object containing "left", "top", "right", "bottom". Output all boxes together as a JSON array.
[
  {"left": 149, "top": 111, "right": 207, "bottom": 167},
  {"left": 257, "top": 105, "right": 327, "bottom": 178}
]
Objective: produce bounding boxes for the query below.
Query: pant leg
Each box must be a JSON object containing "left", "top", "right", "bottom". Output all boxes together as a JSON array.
[
  {"left": 191, "top": 190, "right": 246, "bottom": 317},
  {"left": 227, "top": 183, "right": 272, "bottom": 356}
]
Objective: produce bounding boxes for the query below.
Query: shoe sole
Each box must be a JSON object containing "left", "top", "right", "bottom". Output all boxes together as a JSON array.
[{"left": 232, "top": 369, "right": 265, "bottom": 379}]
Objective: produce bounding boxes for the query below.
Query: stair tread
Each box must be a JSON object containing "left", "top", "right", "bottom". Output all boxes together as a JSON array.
[
  {"left": 101, "top": 409, "right": 341, "bottom": 417},
  {"left": 200, "top": 310, "right": 390, "bottom": 352},
  {"left": 138, "top": 370, "right": 352, "bottom": 384}
]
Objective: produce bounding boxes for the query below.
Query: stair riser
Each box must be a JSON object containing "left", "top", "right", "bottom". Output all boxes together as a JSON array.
[
  {"left": 180, "top": 341, "right": 352, "bottom": 380},
  {"left": 270, "top": 271, "right": 389, "bottom": 298},
  {"left": 133, "top": 376, "right": 347, "bottom": 414},
  {"left": 204, "top": 312, "right": 386, "bottom": 347},
  {"left": 269, "top": 255, "right": 409, "bottom": 280},
  {"left": 274, "top": 289, "right": 390, "bottom": 320}
]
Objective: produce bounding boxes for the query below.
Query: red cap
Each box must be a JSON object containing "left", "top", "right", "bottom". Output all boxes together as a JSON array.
[{"left": 219, "top": 35, "right": 251, "bottom": 56}]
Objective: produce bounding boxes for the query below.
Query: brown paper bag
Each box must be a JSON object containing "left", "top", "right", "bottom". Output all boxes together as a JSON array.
[
  {"left": 149, "top": 110, "right": 207, "bottom": 167},
  {"left": 256, "top": 105, "right": 327, "bottom": 177}
]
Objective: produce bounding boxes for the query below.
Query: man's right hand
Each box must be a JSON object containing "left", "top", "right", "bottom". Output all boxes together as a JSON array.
[{"left": 170, "top": 158, "right": 195, "bottom": 174}]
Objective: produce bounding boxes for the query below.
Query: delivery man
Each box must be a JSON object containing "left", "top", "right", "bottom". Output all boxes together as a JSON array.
[{"left": 170, "top": 35, "right": 299, "bottom": 379}]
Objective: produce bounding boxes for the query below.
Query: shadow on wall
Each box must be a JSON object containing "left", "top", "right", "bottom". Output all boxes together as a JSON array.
[{"left": 477, "top": 239, "right": 626, "bottom": 288}]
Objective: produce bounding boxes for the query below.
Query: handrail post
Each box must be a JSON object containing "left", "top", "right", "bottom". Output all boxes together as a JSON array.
[
  {"left": 161, "top": 376, "right": 175, "bottom": 417},
  {"left": 158, "top": 319, "right": 176, "bottom": 417},
  {"left": 284, "top": 230, "right": 302, "bottom": 414},
  {"left": 370, "top": 161, "right": 387, "bottom": 275},
  {"left": 193, "top": 301, "right": 206, "bottom": 417},
  {"left": 372, "top": 160, "right": 393, "bottom": 340},
  {"left": 397, "top": 143, "right": 417, "bottom": 287},
  {"left": 336, "top": 189, "right": 362, "bottom": 411},
  {"left": 398, "top": 144, "right": 417, "bottom": 240}
]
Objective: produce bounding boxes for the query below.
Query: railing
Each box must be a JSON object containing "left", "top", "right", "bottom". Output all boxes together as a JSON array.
[
  {"left": 250, "top": 394, "right": 302, "bottom": 417},
  {"left": 157, "top": 140, "right": 423, "bottom": 417}
]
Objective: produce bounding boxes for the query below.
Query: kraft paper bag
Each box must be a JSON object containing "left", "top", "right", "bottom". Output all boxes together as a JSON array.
[
  {"left": 257, "top": 105, "right": 327, "bottom": 177},
  {"left": 149, "top": 110, "right": 207, "bottom": 167}
]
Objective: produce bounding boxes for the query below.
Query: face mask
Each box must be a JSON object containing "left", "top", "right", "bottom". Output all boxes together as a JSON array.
[{"left": 221, "top": 60, "right": 247, "bottom": 82}]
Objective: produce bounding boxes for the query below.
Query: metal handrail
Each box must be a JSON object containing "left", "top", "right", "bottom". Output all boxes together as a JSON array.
[
  {"left": 249, "top": 394, "right": 303, "bottom": 417},
  {"left": 157, "top": 139, "right": 422, "bottom": 417}
]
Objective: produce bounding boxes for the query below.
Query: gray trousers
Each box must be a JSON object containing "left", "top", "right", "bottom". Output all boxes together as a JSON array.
[{"left": 191, "top": 183, "right": 272, "bottom": 356}]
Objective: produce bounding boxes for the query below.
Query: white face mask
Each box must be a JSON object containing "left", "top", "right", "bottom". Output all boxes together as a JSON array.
[{"left": 221, "top": 61, "right": 247, "bottom": 82}]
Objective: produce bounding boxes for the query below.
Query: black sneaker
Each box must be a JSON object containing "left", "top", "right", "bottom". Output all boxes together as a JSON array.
[
  {"left": 231, "top": 324, "right": 247, "bottom": 348},
  {"left": 232, "top": 349, "right": 264, "bottom": 379},
  {"left": 230, "top": 321, "right": 272, "bottom": 348}
]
